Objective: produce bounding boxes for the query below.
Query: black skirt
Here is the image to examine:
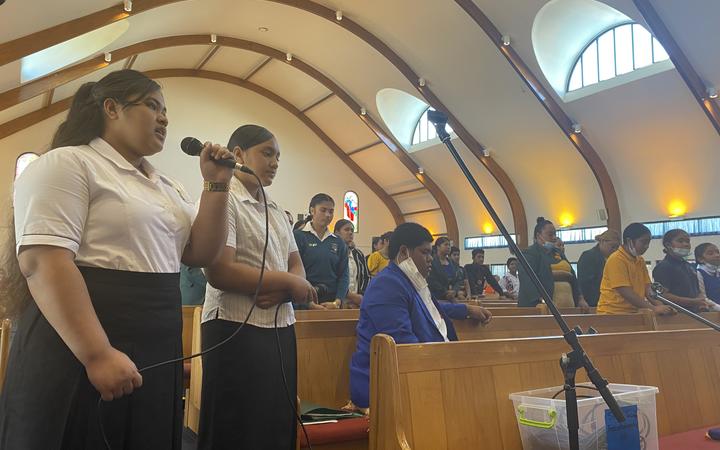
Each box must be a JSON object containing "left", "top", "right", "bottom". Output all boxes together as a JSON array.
[
  {"left": 197, "top": 318, "right": 297, "bottom": 450},
  {"left": 0, "top": 267, "right": 183, "bottom": 450}
]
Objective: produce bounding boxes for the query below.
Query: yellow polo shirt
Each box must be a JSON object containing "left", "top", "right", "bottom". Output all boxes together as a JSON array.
[
  {"left": 597, "top": 246, "right": 651, "bottom": 315},
  {"left": 367, "top": 251, "right": 389, "bottom": 276}
]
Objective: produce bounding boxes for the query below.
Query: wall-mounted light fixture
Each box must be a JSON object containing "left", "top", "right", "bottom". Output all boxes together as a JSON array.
[
  {"left": 571, "top": 123, "right": 582, "bottom": 134},
  {"left": 418, "top": 167, "right": 424, "bottom": 174},
  {"left": 123, "top": 0, "right": 132, "bottom": 12},
  {"left": 707, "top": 87, "right": 718, "bottom": 99},
  {"left": 336, "top": 10, "right": 343, "bottom": 21},
  {"left": 502, "top": 35, "right": 511, "bottom": 46},
  {"left": 286, "top": 53, "right": 293, "bottom": 62},
  {"left": 104, "top": 52, "right": 112, "bottom": 62},
  {"left": 667, "top": 200, "right": 687, "bottom": 218},
  {"left": 210, "top": 34, "right": 217, "bottom": 43}
]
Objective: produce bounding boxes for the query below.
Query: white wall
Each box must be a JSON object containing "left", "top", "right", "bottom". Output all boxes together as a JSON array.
[{"left": 0, "top": 77, "right": 396, "bottom": 254}]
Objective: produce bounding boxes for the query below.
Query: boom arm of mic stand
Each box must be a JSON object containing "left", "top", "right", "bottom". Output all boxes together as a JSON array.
[
  {"left": 652, "top": 290, "right": 720, "bottom": 332},
  {"left": 431, "top": 126, "right": 625, "bottom": 429}
]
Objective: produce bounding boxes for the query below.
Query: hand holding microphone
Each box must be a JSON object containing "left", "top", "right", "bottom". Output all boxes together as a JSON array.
[{"left": 181, "top": 137, "right": 255, "bottom": 178}]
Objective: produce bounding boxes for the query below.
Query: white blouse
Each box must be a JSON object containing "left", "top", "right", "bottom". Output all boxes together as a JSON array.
[
  {"left": 14, "top": 138, "right": 196, "bottom": 273},
  {"left": 202, "top": 177, "right": 297, "bottom": 328}
]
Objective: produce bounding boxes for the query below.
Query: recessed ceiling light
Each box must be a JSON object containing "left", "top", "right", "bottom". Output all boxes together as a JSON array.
[{"left": 258, "top": 27, "right": 269, "bottom": 32}]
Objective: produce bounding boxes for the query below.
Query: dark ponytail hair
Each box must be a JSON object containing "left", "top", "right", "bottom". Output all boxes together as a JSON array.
[
  {"left": 533, "top": 216, "right": 553, "bottom": 240},
  {"left": 228, "top": 124, "right": 274, "bottom": 151},
  {"left": 51, "top": 69, "right": 161, "bottom": 148}
]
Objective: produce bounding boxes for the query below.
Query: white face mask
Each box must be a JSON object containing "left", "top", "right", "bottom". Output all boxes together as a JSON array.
[
  {"left": 702, "top": 263, "right": 720, "bottom": 273},
  {"left": 397, "top": 252, "right": 428, "bottom": 290},
  {"left": 626, "top": 240, "right": 639, "bottom": 257},
  {"left": 670, "top": 247, "right": 691, "bottom": 259}
]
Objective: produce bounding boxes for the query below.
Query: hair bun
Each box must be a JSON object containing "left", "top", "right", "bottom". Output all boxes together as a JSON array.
[{"left": 536, "top": 216, "right": 546, "bottom": 224}]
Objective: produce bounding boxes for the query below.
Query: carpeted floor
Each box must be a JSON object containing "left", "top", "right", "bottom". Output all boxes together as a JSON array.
[{"left": 659, "top": 426, "right": 720, "bottom": 449}]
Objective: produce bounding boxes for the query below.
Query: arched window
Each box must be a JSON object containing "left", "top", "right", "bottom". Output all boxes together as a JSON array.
[
  {"left": 412, "top": 108, "right": 454, "bottom": 146},
  {"left": 567, "top": 23, "right": 669, "bottom": 92},
  {"left": 343, "top": 191, "right": 359, "bottom": 232},
  {"left": 15, "top": 152, "right": 39, "bottom": 180}
]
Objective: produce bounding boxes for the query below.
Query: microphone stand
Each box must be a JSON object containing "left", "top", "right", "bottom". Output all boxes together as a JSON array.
[
  {"left": 427, "top": 110, "right": 625, "bottom": 450},
  {"left": 651, "top": 283, "right": 720, "bottom": 332}
]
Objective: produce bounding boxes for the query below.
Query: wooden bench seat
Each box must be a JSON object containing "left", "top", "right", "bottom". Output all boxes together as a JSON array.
[{"left": 370, "top": 329, "right": 720, "bottom": 449}]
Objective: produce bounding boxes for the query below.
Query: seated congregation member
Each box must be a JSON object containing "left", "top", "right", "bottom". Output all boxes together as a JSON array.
[
  {"left": 334, "top": 219, "right": 370, "bottom": 308},
  {"left": 596, "top": 223, "right": 674, "bottom": 315},
  {"left": 695, "top": 243, "right": 720, "bottom": 308},
  {"left": 294, "top": 194, "right": 349, "bottom": 309},
  {"left": 367, "top": 231, "right": 392, "bottom": 276},
  {"left": 199, "top": 125, "right": 316, "bottom": 450},
  {"left": 0, "top": 69, "right": 234, "bottom": 449},
  {"left": 428, "top": 237, "right": 464, "bottom": 301},
  {"left": 464, "top": 248, "right": 505, "bottom": 298},
  {"left": 518, "top": 217, "right": 558, "bottom": 307},
  {"left": 652, "top": 229, "right": 712, "bottom": 312},
  {"left": 349, "top": 223, "right": 492, "bottom": 410},
  {"left": 577, "top": 229, "right": 620, "bottom": 307},
  {"left": 499, "top": 257, "right": 520, "bottom": 300},
  {"left": 449, "top": 246, "right": 468, "bottom": 300},
  {"left": 550, "top": 238, "right": 589, "bottom": 310}
]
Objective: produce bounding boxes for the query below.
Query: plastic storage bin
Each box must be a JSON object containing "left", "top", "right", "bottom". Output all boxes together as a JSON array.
[{"left": 509, "top": 383, "right": 659, "bottom": 450}]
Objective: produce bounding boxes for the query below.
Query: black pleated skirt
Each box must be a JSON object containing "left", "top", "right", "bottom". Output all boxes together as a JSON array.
[
  {"left": 0, "top": 267, "right": 183, "bottom": 450},
  {"left": 197, "top": 318, "right": 297, "bottom": 450}
]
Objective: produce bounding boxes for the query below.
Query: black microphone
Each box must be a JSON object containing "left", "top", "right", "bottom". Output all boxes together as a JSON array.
[{"left": 181, "top": 137, "right": 254, "bottom": 174}]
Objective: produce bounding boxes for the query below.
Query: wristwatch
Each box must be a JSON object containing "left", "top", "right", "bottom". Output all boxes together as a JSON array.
[{"left": 203, "top": 180, "right": 229, "bottom": 192}]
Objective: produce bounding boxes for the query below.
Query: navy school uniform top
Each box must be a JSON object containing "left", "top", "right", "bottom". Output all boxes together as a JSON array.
[
  {"left": 652, "top": 253, "right": 701, "bottom": 311},
  {"left": 293, "top": 227, "right": 350, "bottom": 303}
]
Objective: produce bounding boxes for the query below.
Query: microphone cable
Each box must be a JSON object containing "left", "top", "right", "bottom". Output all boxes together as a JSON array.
[{"left": 99, "top": 170, "right": 298, "bottom": 449}]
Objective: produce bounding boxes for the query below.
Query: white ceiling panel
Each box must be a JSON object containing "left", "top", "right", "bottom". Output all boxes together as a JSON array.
[
  {"left": 305, "top": 96, "right": 379, "bottom": 151},
  {"left": 202, "top": 47, "right": 266, "bottom": 78},
  {"left": 250, "top": 59, "right": 331, "bottom": 110},
  {"left": 350, "top": 144, "right": 416, "bottom": 189},
  {"left": 132, "top": 45, "right": 210, "bottom": 72},
  {"left": 0, "top": 96, "right": 45, "bottom": 125},
  {"left": 394, "top": 191, "right": 439, "bottom": 216}
]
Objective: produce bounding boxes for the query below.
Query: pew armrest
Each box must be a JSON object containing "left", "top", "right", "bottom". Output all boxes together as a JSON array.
[{"left": 370, "top": 334, "right": 411, "bottom": 450}]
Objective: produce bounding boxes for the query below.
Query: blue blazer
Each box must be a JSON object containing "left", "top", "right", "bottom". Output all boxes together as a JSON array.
[{"left": 349, "top": 263, "right": 469, "bottom": 408}]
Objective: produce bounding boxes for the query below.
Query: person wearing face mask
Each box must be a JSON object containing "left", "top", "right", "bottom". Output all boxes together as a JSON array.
[
  {"left": 198, "top": 125, "right": 317, "bottom": 449},
  {"left": 652, "top": 229, "right": 711, "bottom": 313},
  {"left": 334, "top": 219, "right": 369, "bottom": 308},
  {"left": 293, "top": 194, "right": 349, "bottom": 309},
  {"left": 428, "top": 237, "right": 465, "bottom": 301},
  {"left": 348, "top": 223, "right": 492, "bottom": 410},
  {"left": 596, "top": 223, "right": 674, "bottom": 315},
  {"left": 518, "top": 217, "right": 561, "bottom": 307},
  {"left": 695, "top": 243, "right": 720, "bottom": 309},
  {"left": 577, "top": 229, "right": 621, "bottom": 307}
]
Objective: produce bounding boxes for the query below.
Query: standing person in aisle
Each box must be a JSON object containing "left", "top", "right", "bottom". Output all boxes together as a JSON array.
[
  {"left": 199, "top": 125, "right": 316, "bottom": 449},
  {"left": 0, "top": 69, "right": 234, "bottom": 449}
]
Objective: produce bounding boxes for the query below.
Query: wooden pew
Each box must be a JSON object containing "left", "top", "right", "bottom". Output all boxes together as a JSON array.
[
  {"left": 295, "top": 309, "right": 360, "bottom": 321},
  {"left": 185, "top": 307, "right": 203, "bottom": 432},
  {"left": 182, "top": 306, "right": 199, "bottom": 357},
  {"left": 453, "top": 313, "right": 655, "bottom": 340},
  {"left": 652, "top": 311, "right": 720, "bottom": 330},
  {"left": 370, "top": 329, "right": 720, "bottom": 450},
  {"left": 296, "top": 319, "right": 358, "bottom": 408},
  {"left": 0, "top": 319, "right": 11, "bottom": 394}
]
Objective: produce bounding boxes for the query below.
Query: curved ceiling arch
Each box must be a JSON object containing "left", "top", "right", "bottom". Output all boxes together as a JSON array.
[
  {"left": 265, "top": 0, "right": 528, "bottom": 247},
  {"left": 0, "top": 34, "right": 459, "bottom": 241},
  {"left": 0, "top": 68, "right": 405, "bottom": 225}
]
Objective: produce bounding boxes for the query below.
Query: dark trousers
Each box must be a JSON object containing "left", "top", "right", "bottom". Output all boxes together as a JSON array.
[{"left": 198, "top": 319, "right": 297, "bottom": 450}]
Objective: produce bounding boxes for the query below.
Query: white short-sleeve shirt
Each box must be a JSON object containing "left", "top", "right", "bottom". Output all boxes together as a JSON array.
[
  {"left": 14, "top": 138, "right": 196, "bottom": 273},
  {"left": 202, "top": 177, "right": 298, "bottom": 328}
]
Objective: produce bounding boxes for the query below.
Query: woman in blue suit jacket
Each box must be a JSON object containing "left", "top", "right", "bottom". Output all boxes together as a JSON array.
[{"left": 349, "top": 223, "right": 492, "bottom": 409}]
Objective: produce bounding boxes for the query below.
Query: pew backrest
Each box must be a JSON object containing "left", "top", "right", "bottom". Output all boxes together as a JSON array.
[
  {"left": 0, "top": 319, "right": 11, "bottom": 394},
  {"left": 453, "top": 313, "right": 655, "bottom": 340},
  {"left": 295, "top": 309, "right": 360, "bottom": 321},
  {"left": 182, "top": 306, "right": 198, "bottom": 357},
  {"left": 370, "top": 329, "right": 720, "bottom": 450}
]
